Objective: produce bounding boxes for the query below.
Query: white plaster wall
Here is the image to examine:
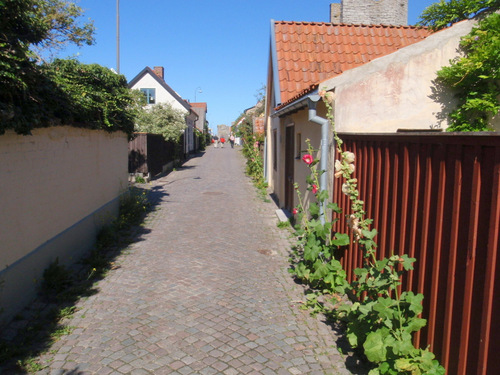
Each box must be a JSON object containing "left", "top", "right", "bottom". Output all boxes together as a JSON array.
[
  {"left": 269, "top": 116, "right": 282, "bottom": 202},
  {"left": 0, "top": 126, "right": 128, "bottom": 324},
  {"left": 321, "top": 19, "right": 476, "bottom": 132},
  {"left": 0, "top": 126, "right": 128, "bottom": 266},
  {"left": 285, "top": 104, "right": 332, "bottom": 212},
  {"left": 130, "top": 74, "right": 188, "bottom": 113}
]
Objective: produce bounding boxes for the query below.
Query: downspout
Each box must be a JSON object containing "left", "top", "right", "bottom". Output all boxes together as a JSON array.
[{"left": 308, "top": 94, "right": 331, "bottom": 224}]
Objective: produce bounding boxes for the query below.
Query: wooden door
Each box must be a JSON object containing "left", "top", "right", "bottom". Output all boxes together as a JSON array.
[{"left": 284, "top": 125, "right": 295, "bottom": 211}]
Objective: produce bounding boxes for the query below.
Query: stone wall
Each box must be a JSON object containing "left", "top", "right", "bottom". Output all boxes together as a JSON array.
[{"left": 331, "top": 0, "right": 408, "bottom": 25}]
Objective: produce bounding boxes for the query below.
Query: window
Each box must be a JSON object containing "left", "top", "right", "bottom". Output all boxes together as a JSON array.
[
  {"left": 296, "top": 132, "right": 302, "bottom": 159},
  {"left": 140, "top": 88, "right": 156, "bottom": 104}
]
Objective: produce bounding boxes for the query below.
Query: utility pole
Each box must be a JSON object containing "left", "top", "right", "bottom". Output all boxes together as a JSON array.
[{"left": 116, "top": 0, "right": 120, "bottom": 74}]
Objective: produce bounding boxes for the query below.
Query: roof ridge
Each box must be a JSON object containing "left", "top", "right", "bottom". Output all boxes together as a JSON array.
[{"left": 274, "top": 20, "right": 428, "bottom": 30}]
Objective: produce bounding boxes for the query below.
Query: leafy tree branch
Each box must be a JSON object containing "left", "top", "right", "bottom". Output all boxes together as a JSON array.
[
  {"left": 418, "top": 0, "right": 500, "bottom": 31},
  {"left": 135, "top": 103, "right": 187, "bottom": 142}
]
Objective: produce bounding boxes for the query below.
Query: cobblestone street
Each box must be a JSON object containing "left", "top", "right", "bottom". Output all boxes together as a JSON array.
[{"left": 4, "top": 146, "right": 353, "bottom": 375}]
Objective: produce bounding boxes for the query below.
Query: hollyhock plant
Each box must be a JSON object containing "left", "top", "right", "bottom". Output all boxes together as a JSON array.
[
  {"left": 302, "top": 154, "right": 314, "bottom": 165},
  {"left": 292, "top": 208, "right": 298, "bottom": 215},
  {"left": 312, "top": 184, "right": 318, "bottom": 194}
]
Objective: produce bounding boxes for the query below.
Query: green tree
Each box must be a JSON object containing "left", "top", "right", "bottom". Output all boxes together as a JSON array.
[
  {"left": 0, "top": 0, "right": 96, "bottom": 132},
  {"left": 36, "top": 0, "right": 95, "bottom": 50},
  {"left": 418, "top": 0, "right": 500, "bottom": 30},
  {"left": 135, "top": 103, "right": 187, "bottom": 141}
]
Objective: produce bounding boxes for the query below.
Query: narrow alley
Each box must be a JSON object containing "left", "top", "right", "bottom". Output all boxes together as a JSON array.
[{"left": 9, "top": 146, "right": 353, "bottom": 375}]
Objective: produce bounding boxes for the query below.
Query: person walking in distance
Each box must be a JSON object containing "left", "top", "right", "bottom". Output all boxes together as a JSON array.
[
  {"left": 213, "top": 135, "right": 219, "bottom": 148},
  {"left": 220, "top": 136, "right": 225, "bottom": 148},
  {"left": 229, "top": 134, "right": 235, "bottom": 148}
]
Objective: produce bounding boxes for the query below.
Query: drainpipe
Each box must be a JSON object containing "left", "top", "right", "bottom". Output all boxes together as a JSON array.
[{"left": 307, "top": 94, "right": 330, "bottom": 224}]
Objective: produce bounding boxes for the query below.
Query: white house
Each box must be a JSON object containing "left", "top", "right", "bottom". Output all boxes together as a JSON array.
[{"left": 128, "top": 66, "right": 198, "bottom": 154}]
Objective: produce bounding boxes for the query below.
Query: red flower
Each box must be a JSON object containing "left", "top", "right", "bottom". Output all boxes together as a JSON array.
[
  {"left": 312, "top": 184, "right": 318, "bottom": 194},
  {"left": 302, "top": 154, "right": 313, "bottom": 165},
  {"left": 292, "top": 208, "right": 298, "bottom": 215}
]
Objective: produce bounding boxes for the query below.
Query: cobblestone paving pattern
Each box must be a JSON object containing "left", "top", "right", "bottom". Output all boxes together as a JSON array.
[{"left": 11, "top": 146, "right": 354, "bottom": 374}]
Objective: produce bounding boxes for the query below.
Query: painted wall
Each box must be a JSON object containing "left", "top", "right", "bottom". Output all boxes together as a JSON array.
[
  {"left": 323, "top": 19, "right": 476, "bottom": 132},
  {"left": 279, "top": 104, "right": 331, "bottom": 212},
  {"left": 130, "top": 74, "right": 188, "bottom": 113},
  {"left": 185, "top": 112, "right": 197, "bottom": 154},
  {"left": 0, "top": 126, "right": 128, "bottom": 325}
]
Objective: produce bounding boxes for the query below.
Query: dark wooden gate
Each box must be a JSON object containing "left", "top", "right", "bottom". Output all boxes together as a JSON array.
[{"left": 284, "top": 125, "right": 295, "bottom": 211}]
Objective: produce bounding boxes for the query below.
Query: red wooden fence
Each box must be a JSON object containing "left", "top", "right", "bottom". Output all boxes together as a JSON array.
[{"left": 332, "top": 132, "right": 500, "bottom": 375}]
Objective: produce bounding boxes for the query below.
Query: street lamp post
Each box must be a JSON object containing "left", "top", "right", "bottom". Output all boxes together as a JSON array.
[
  {"left": 194, "top": 87, "right": 202, "bottom": 102},
  {"left": 116, "top": 0, "right": 120, "bottom": 74}
]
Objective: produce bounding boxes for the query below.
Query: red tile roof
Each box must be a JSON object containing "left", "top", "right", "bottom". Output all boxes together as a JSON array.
[
  {"left": 273, "top": 21, "right": 431, "bottom": 107},
  {"left": 190, "top": 102, "right": 207, "bottom": 110}
]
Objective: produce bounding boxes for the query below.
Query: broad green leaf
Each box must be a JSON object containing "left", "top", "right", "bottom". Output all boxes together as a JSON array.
[
  {"left": 327, "top": 202, "right": 342, "bottom": 213},
  {"left": 362, "top": 228, "right": 378, "bottom": 240},
  {"left": 332, "top": 232, "right": 350, "bottom": 247},
  {"left": 402, "top": 291, "right": 425, "bottom": 315},
  {"left": 394, "top": 358, "right": 419, "bottom": 373},
  {"left": 312, "top": 261, "right": 330, "bottom": 279},
  {"left": 373, "top": 297, "right": 395, "bottom": 320},
  {"left": 309, "top": 202, "right": 319, "bottom": 216},
  {"left": 400, "top": 254, "right": 416, "bottom": 271},
  {"left": 363, "top": 329, "right": 388, "bottom": 363},
  {"left": 406, "top": 317, "right": 427, "bottom": 333},
  {"left": 318, "top": 190, "right": 329, "bottom": 201},
  {"left": 391, "top": 336, "right": 416, "bottom": 356}
]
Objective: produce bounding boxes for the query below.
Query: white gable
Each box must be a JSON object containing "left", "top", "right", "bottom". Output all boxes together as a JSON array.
[{"left": 130, "top": 73, "right": 188, "bottom": 113}]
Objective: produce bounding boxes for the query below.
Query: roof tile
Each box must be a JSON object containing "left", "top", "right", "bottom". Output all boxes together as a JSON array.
[{"left": 273, "top": 21, "right": 431, "bottom": 107}]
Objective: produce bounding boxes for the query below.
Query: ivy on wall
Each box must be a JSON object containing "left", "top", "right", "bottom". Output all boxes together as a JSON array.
[
  {"left": 419, "top": 0, "right": 500, "bottom": 131},
  {"left": 437, "top": 12, "right": 500, "bottom": 131}
]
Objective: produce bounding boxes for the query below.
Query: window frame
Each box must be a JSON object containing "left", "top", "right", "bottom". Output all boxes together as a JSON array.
[{"left": 140, "top": 88, "right": 156, "bottom": 104}]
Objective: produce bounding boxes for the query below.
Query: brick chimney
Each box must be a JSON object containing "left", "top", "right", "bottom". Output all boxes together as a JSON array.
[{"left": 153, "top": 66, "right": 164, "bottom": 80}]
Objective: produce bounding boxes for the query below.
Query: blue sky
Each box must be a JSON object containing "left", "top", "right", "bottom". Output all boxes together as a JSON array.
[{"left": 60, "top": 0, "right": 438, "bottom": 132}]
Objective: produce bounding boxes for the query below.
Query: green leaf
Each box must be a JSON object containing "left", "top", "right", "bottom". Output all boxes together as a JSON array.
[
  {"left": 362, "top": 228, "right": 378, "bottom": 240},
  {"left": 391, "top": 336, "right": 417, "bottom": 356},
  {"left": 363, "top": 329, "right": 388, "bottom": 363},
  {"left": 406, "top": 317, "right": 427, "bottom": 333},
  {"left": 318, "top": 189, "right": 329, "bottom": 201},
  {"left": 400, "top": 254, "right": 416, "bottom": 271},
  {"left": 312, "top": 261, "right": 330, "bottom": 279},
  {"left": 373, "top": 297, "right": 395, "bottom": 320},
  {"left": 394, "top": 358, "right": 419, "bottom": 373},
  {"left": 401, "top": 291, "right": 425, "bottom": 315},
  {"left": 309, "top": 202, "right": 320, "bottom": 217},
  {"left": 327, "top": 202, "right": 342, "bottom": 213},
  {"left": 331, "top": 232, "right": 350, "bottom": 247}
]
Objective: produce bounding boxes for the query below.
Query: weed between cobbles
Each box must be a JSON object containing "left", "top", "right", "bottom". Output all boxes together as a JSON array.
[{"left": 0, "top": 187, "right": 152, "bottom": 373}]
